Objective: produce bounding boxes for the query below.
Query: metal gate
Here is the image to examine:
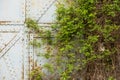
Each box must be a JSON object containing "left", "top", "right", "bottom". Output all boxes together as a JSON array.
[{"left": 0, "top": 0, "right": 57, "bottom": 80}]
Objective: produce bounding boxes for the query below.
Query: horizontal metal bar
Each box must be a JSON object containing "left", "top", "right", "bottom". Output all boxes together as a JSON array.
[
  {"left": 0, "top": 20, "right": 25, "bottom": 24},
  {"left": 37, "top": 22, "right": 56, "bottom": 24},
  {"left": 0, "top": 21, "right": 12, "bottom": 24},
  {"left": 0, "top": 24, "right": 25, "bottom": 26},
  {"left": 0, "top": 31, "right": 22, "bottom": 32},
  {"left": 33, "top": 36, "right": 55, "bottom": 38}
]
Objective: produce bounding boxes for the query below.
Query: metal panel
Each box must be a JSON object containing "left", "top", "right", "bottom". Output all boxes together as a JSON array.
[
  {"left": 27, "top": 0, "right": 57, "bottom": 23},
  {"left": 0, "top": 0, "right": 58, "bottom": 80},
  {"left": 0, "top": 0, "right": 25, "bottom": 24},
  {"left": 38, "top": 2, "right": 57, "bottom": 23},
  {"left": 0, "top": 25, "right": 25, "bottom": 80}
]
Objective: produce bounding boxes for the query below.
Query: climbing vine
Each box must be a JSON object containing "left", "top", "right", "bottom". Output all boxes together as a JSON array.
[
  {"left": 26, "top": 0, "right": 120, "bottom": 80},
  {"left": 54, "top": 0, "right": 120, "bottom": 80}
]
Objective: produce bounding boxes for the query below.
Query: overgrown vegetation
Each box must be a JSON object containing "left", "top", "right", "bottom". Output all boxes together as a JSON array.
[{"left": 26, "top": 0, "right": 120, "bottom": 80}]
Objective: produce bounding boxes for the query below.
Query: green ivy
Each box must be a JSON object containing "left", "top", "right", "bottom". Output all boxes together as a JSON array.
[{"left": 54, "top": 0, "right": 120, "bottom": 79}]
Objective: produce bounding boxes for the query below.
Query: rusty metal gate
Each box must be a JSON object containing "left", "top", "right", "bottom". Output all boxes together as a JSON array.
[{"left": 0, "top": 0, "right": 57, "bottom": 80}]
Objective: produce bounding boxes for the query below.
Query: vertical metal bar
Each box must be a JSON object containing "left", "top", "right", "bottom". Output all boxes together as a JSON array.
[
  {"left": 22, "top": 26, "right": 25, "bottom": 80},
  {"left": 25, "top": 0, "right": 27, "bottom": 23},
  {"left": 23, "top": 28, "right": 29, "bottom": 80},
  {"left": 28, "top": 32, "right": 30, "bottom": 80},
  {"left": 29, "top": 32, "right": 34, "bottom": 80}
]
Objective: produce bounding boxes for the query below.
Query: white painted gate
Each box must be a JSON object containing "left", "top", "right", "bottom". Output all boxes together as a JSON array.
[{"left": 0, "top": 0, "right": 57, "bottom": 80}]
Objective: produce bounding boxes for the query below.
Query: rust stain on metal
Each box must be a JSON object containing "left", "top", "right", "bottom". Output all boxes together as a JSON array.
[
  {"left": 0, "top": 31, "right": 19, "bottom": 33},
  {"left": 2, "top": 76, "right": 5, "bottom": 80},
  {"left": 22, "top": 62, "right": 24, "bottom": 80},
  {"left": 0, "top": 21, "right": 11, "bottom": 24}
]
